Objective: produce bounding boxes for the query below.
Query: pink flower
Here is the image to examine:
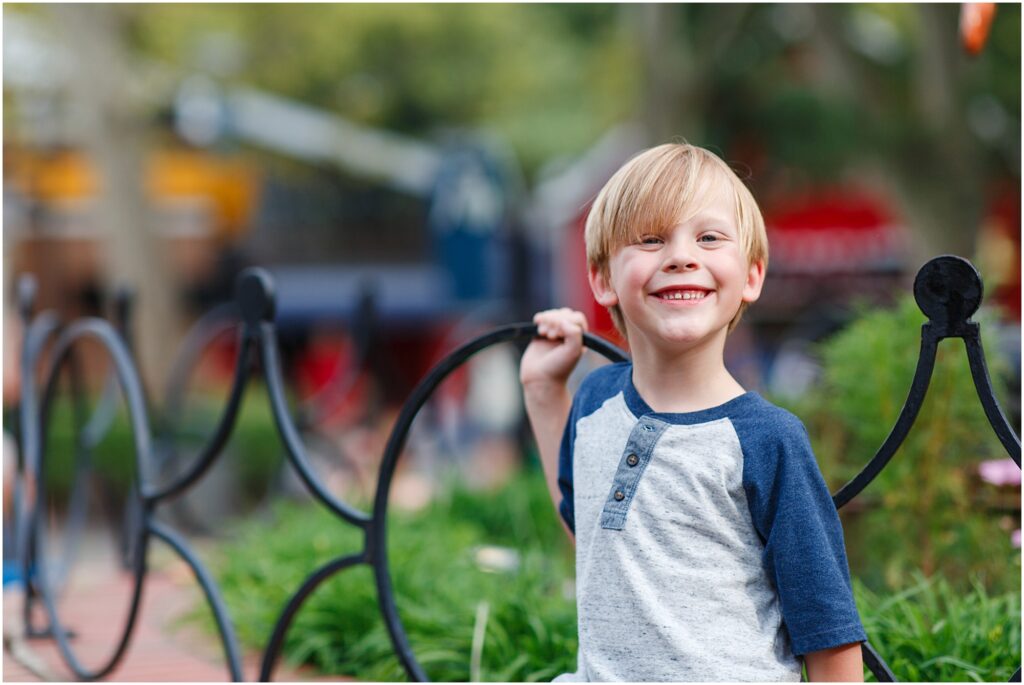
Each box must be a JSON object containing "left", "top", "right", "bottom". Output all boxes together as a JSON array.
[
  {"left": 1012, "top": 530, "right": 1021, "bottom": 549},
  {"left": 978, "top": 458, "right": 1021, "bottom": 487}
]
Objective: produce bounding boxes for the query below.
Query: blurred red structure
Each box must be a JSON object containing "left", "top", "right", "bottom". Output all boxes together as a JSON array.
[{"left": 765, "top": 188, "right": 907, "bottom": 276}]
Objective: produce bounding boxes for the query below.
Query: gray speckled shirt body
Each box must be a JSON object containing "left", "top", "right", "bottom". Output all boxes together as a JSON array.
[{"left": 554, "top": 363, "right": 865, "bottom": 682}]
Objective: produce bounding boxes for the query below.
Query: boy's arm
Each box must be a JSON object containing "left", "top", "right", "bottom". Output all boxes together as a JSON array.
[
  {"left": 804, "top": 642, "right": 864, "bottom": 682},
  {"left": 522, "top": 379, "right": 574, "bottom": 541},
  {"left": 520, "top": 309, "right": 588, "bottom": 542}
]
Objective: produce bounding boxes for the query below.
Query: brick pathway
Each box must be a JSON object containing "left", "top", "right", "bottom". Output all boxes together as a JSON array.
[{"left": 2, "top": 546, "right": 336, "bottom": 682}]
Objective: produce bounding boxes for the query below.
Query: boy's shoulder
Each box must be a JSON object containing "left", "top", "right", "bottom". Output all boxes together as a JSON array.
[
  {"left": 575, "top": 360, "right": 632, "bottom": 407},
  {"left": 730, "top": 396, "right": 821, "bottom": 483},
  {"left": 731, "top": 394, "right": 808, "bottom": 438}
]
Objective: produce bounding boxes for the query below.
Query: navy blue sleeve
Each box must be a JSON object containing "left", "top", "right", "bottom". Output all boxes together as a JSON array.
[
  {"left": 557, "top": 395, "right": 579, "bottom": 534},
  {"left": 739, "top": 409, "right": 866, "bottom": 656}
]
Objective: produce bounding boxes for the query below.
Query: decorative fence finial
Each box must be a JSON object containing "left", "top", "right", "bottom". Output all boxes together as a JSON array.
[
  {"left": 913, "top": 255, "right": 983, "bottom": 332},
  {"left": 236, "top": 267, "right": 276, "bottom": 326}
]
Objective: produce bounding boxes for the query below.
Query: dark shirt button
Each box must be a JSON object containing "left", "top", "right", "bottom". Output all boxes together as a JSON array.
[
  {"left": 626, "top": 454, "right": 639, "bottom": 467},
  {"left": 613, "top": 490, "right": 625, "bottom": 501}
]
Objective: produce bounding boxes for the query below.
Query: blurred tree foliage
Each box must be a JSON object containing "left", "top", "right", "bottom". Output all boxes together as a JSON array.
[
  {"left": 648, "top": 4, "right": 1020, "bottom": 255},
  {"left": 9, "top": 3, "right": 1019, "bottom": 251},
  {"left": 122, "top": 4, "right": 639, "bottom": 174},
  {"left": 127, "top": 4, "right": 1018, "bottom": 251}
]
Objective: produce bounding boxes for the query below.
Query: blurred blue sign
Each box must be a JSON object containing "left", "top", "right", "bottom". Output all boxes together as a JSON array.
[{"left": 427, "top": 143, "right": 511, "bottom": 300}]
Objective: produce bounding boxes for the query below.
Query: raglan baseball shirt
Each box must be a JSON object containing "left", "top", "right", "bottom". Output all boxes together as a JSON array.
[{"left": 553, "top": 362, "right": 866, "bottom": 682}]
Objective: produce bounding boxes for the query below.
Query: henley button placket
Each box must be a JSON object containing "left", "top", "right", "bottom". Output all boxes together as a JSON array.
[{"left": 599, "top": 417, "right": 670, "bottom": 530}]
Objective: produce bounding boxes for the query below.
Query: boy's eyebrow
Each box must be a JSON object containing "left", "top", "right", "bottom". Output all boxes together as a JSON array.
[{"left": 675, "top": 212, "right": 739, "bottom": 231}]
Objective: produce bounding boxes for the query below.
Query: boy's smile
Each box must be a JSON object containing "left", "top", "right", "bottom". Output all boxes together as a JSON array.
[
  {"left": 589, "top": 183, "right": 765, "bottom": 356},
  {"left": 650, "top": 285, "right": 712, "bottom": 303}
]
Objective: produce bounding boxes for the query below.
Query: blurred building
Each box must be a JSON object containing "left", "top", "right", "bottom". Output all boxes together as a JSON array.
[{"left": 4, "top": 142, "right": 259, "bottom": 318}]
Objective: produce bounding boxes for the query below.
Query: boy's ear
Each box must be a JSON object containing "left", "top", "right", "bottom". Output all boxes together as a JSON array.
[
  {"left": 742, "top": 259, "right": 766, "bottom": 304},
  {"left": 588, "top": 265, "right": 618, "bottom": 307}
]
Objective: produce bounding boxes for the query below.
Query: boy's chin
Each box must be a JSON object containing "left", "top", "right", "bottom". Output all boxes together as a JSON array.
[{"left": 632, "top": 322, "right": 724, "bottom": 349}]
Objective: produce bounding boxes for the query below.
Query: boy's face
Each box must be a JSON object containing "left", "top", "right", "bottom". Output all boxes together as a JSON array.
[{"left": 589, "top": 182, "right": 765, "bottom": 354}]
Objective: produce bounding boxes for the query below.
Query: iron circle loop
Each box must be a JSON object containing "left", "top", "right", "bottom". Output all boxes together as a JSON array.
[
  {"left": 369, "top": 323, "right": 627, "bottom": 681},
  {"left": 32, "top": 319, "right": 155, "bottom": 680},
  {"left": 913, "top": 255, "right": 983, "bottom": 324}
]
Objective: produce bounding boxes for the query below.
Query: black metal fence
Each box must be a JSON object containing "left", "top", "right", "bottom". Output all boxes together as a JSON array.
[{"left": 7, "top": 255, "right": 1020, "bottom": 682}]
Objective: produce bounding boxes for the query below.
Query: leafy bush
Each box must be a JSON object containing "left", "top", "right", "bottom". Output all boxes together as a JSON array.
[
  {"left": 208, "top": 467, "right": 577, "bottom": 681},
  {"left": 771, "top": 296, "right": 1021, "bottom": 593},
  {"left": 856, "top": 573, "right": 1021, "bottom": 682},
  {"left": 205, "top": 468, "right": 1020, "bottom": 682}
]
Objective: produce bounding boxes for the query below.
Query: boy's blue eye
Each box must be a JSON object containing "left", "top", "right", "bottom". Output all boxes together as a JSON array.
[
  {"left": 698, "top": 234, "right": 720, "bottom": 243},
  {"left": 640, "top": 236, "right": 663, "bottom": 245}
]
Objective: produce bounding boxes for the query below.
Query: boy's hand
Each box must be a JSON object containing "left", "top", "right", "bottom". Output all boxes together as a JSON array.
[{"left": 520, "top": 308, "right": 588, "bottom": 390}]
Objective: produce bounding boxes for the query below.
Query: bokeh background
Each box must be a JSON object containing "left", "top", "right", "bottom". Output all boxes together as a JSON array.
[{"left": 3, "top": 4, "right": 1020, "bottom": 682}]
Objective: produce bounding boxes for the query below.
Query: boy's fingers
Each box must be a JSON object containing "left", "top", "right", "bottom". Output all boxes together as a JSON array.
[
  {"left": 561, "top": 320, "right": 584, "bottom": 347},
  {"left": 573, "top": 311, "right": 589, "bottom": 332},
  {"left": 532, "top": 309, "right": 587, "bottom": 341},
  {"left": 554, "top": 308, "right": 587, "bottom": 331},
  {"left": 535, "top": 313, "right": 558, "bottom": 336},
  {"left": 535, "top": 322, "right": 560, "bottom": 341}
]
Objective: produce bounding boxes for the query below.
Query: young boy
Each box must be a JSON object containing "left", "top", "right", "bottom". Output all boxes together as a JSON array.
[{"left": 520, "top": 144, "right": 866, "bottom": 681}]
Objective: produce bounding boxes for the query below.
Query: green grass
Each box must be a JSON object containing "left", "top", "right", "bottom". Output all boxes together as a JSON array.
[
  {"left": 856, "top": 573, "right": 1021, "bottom": 682},
  {"left": 207, "top": 467, "right": 577, "bottom": 681},
  {"left": 203, "top": 468, "right": 1021, "bottom": 682}
]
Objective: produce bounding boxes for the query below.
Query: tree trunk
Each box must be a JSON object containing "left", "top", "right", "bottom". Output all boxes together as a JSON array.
[
  {"left": 50, "top": 4, "right": 182, "bottom": 395},
  {"left": 808, "top": 5, "right": 984, "bottom": 259},
  {"left": 635, "top": 5, "right": 700, "bottom": 145}
]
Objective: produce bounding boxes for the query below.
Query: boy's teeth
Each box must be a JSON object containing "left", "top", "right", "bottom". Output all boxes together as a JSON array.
[{"left": 660, "top": 291, "right": 706, "bottom": 300}]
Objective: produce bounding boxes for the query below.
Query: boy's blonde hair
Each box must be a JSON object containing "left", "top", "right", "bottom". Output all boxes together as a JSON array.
[{"left": 584, "top": 143, "right": 769, "bottom": 337}]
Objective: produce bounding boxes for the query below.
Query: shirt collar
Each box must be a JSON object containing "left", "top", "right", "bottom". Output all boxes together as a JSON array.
[{"left": 623, "top": 369, "right": 761, "bottom": 424}]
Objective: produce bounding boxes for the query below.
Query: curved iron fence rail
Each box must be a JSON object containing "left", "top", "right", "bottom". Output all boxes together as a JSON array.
[{"left": 9, "top": 255, "right": 1020, "bottom": 682}]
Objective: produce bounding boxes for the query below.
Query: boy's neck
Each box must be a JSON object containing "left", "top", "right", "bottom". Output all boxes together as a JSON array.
[{"left": 628, "top": 330, "right": 746, "bottom": 414}]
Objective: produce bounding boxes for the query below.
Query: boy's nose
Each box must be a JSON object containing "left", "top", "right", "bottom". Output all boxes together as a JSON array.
[{"left": 663, "top": 248, "right": 698, "bottom": 272}]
